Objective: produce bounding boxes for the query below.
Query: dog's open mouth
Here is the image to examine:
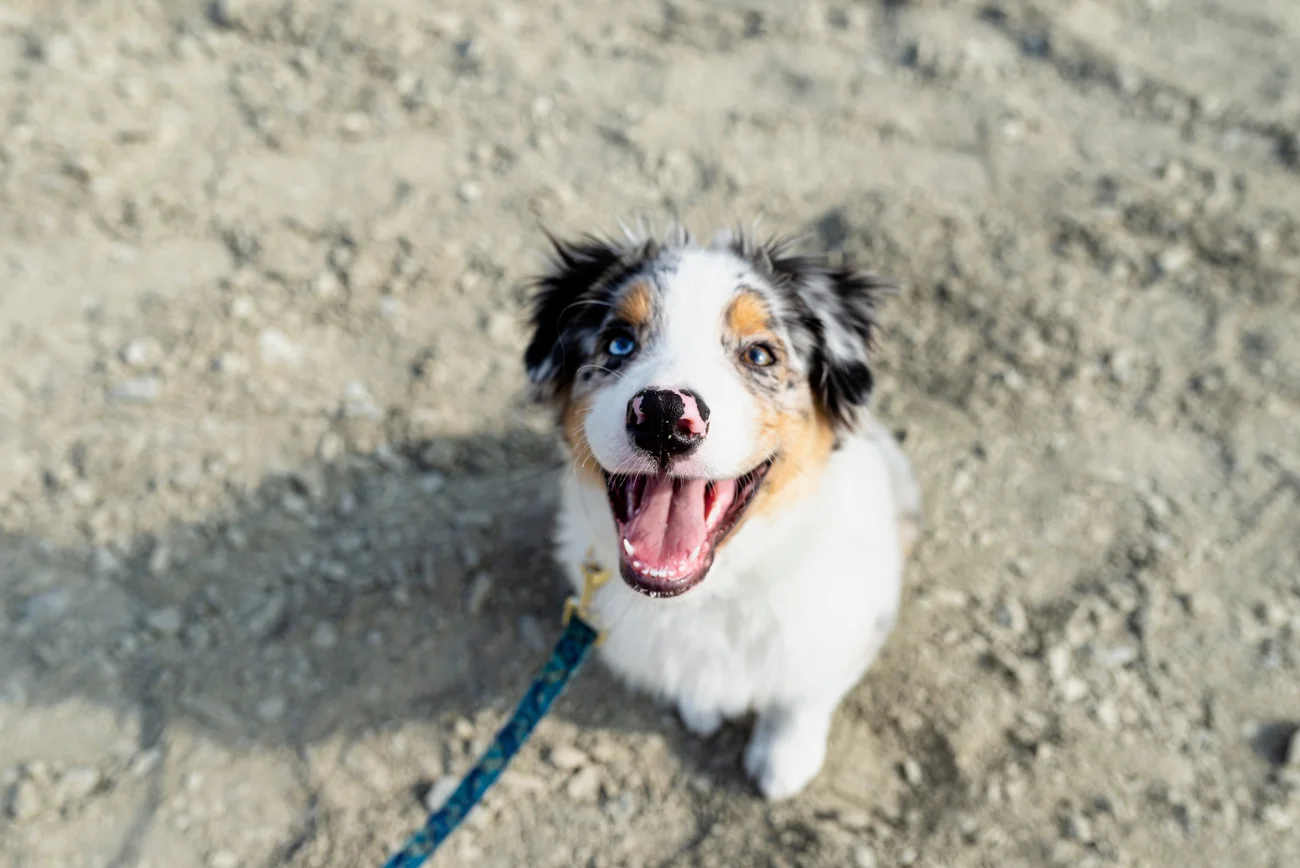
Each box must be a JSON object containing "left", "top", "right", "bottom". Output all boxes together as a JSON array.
[{"left": 604, "top": 460, "right": 773, "bottom": 598}]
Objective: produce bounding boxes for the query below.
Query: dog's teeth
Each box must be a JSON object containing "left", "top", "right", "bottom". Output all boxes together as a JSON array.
[{"left": 622, "top": 538, "right": 635, "bottom": 556}]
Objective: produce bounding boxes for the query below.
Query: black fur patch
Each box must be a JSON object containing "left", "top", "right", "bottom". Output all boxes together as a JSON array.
[
  {"left": 523, "top": 233, "right": 658, "bottom": 401},
  {"left": 732, "top": 235, "right": 894, "bottom": 430}
]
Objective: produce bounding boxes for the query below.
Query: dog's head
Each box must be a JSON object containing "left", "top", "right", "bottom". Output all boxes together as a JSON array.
[{"left": 524, "top": 226, "right": 893, "bottom": 597}]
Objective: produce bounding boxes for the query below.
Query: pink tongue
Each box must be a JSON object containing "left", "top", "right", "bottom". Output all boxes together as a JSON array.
[{"left": 623, "top": 477, "right": 709, "bottom": 569}]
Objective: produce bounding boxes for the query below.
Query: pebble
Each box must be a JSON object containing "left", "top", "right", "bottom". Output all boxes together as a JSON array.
[
  {"left": 1047, "top": 645, "right": 1072, "bottom": 682},
  {"left": 121, "top": 337, "right": 163, "bottom": 368},
  {"left": 853, "top": 846, "right": 878, "bottom": 868},
  {"left": 7, "top": 778, "right": 44, "bottom": 820},
  {"left": 1157, "top": 246, "right": 1192, "bottom": 274},
  {"left": 517, "top": 615, "right": 546, "bottom": 653},
  {"left": 129, "top": 748, "right": 163, "bottom": 777},
  {"left": 210, "top": 851, "right": 239, "bottom": 868},
  {"left": 458, "top": 181, "right": 482, "bottom": 203},
  {"left": 256, "top": 696, "right": 287, "bottom": 723},
  {"left": 1062, "top": 812, "right": 1093, "bottom": 842},
  {"left": 246, "top": 593, "right": 286, "bottom": 637},
  {"left": 256, "top": 329, "right": 301, "bottom": 366},
  {"left": 548, "top": 745, "right": 588, "bottom": 771},
  {"left": 1288, "top": 729, "right": 1300, "bottom": 769},
  {"left": 466, "top": 573, "right": 493, "bottom": 616},
  {"left": 1061, "top": 677, "right": 1089, "bottom": 702},
  {"left": 565, "top": 766, "right": 601, "bottom": 802},
  {"left": 146, "top": 607, "right": 184, "bottom": 636},
  {"left": 53, "top": 767, "right": 102, "bottom": 806},
  {"left": 21, "top": 589, "right": 71, "bottom": 625},
  {"left": 425, "top": 776, "right": 459, "bottom": 811},
  {"left": 310, "top": 622, "right": 339, "bottom": 650},
  {"left": 902, "top": 758, "right": 924, "bottom": 787},
  {"left": 111, "top": 375, "right": 161, "bottom": 403},
  {"left": 994, "top": 597, "right": 1028, "bottom": 633}
]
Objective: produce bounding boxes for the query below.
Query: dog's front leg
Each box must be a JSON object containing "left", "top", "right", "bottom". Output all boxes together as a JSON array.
[
  {"left": 742, "top": 699, "right": 837, "bottom": 800},
  {"left": 677, "top": 696, "right": 724, "bottom": 738}
]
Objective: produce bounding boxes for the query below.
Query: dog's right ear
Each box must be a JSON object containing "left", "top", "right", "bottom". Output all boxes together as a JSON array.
[{"left": 523, "top": 234, "right": 629, "bottom": 403}]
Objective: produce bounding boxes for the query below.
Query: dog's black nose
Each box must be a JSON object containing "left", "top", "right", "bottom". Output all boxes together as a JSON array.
[{"left": 627, "top": 388, "right": 710, "bottom": 464}]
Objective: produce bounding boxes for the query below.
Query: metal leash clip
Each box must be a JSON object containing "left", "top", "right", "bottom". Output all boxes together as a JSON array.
[{"left": 562, "top": 548, "right": 612, "bottom": 646}]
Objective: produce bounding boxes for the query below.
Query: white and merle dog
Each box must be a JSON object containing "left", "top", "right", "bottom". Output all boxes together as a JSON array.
[{"left": 523, "top": 225, "right": 921, "bottom": 800}]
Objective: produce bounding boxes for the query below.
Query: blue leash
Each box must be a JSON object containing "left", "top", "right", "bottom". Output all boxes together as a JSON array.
[{"left": 381, "top": 557, "right": 611, "bottom": 867}]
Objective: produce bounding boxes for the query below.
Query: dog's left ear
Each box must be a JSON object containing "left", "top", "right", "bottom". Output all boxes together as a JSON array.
[
  {"left": 765, "top": 247, "right": 894, "bottom": 431},
  {"left": 523, "top": 234, "right": 636, "bottom": 403}
]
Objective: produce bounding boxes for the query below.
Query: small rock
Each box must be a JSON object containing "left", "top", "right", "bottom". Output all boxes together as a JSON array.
[
  {"left": 146, "top": 607, "right": 184, "bottom": 636},
  {"left": 256, "top": 329, "right": 301, "bottom": 365},
  {"left": 1095, "top": 699, "right": 1121, "bottom": 731},
  {"left": 228, "top": 295, "right": 256, "bottom": 319},
  {"left": 565, "top": 766, "right": 601, "bottom": 802},
  {"left": 483, "top": 312, "right": 516, "bottom": 346},
  {"left": 54, "top": 767, "right": 102, "bottom": 806},
  {"left": 317, "top": 431, "right": 345, "bottom": 463},
  {"left": 7, "top": 777, "right": 43, "bottom": 820},
  {"left": 313, "top": 271, "right": 341, "bottom": 298},
  {"left": 1157, "top": 246, "right": 1192, "bottom": 274},
  {"left": 341, "top": 381, "right": 382, "bottom": 420},
  {"left": 1062, "top": 677, "right": 1089, "bottom": 702},
  {"left": 111, "top": 375, "right": 161, "bottom": 403},
  {"left": 548, "top": 745, "right": 588, "bottom": 771},
  {"left": 853, "top": 846, "right": 878, "bottom": 868},
  {"left": 246, "top": 593, "right": 286, "bottom": 637},
  {"left": 121, "top": 337, "right": 163, "bottom": 368},
  {"left": 20, "top": 589, "right": 71, "bottom": 625},
  {"left": 466, "top": 573, "right": 493, "bottom": 616},
  {"left": 256, "top": 696, "right": 287, "bottom": 723},
  {"left": 340, "top": 112, "right": 371, "bottom": 138},
  {"left": 902, "top": 758, "right": 924, "bottom": 787},
  {"left": 211, "top": 352, "right": 249, "bottom": 376},
  {"left": 458, "top": 181, "right": 482, "bottom": 203},
  {"left": 425, "top": 776, "right": 459, "bottom": 811},
  {"left": 1047, "top": 645, "right": 1072, "bottom": 682},
  {"left": 1287, "top": 729, "right": 1300, "bottom": 769},
  {"left": 994, "top": 597, "right": 1028, "bottom": 633},
  {"left": 1062, "top": 812, "right": 1093, "bottom": 843},
  {"left": 210, "top": 851, "right": 239, "bottom": 868},
  {"left": 129, "top": 749, "right": 163, "bottom": 777},
  {"left": 517, "top": 615, "right": 546, "bottom": 653},
  {"left": 310, "top": 622, "right": 339, "bottom": 650}
]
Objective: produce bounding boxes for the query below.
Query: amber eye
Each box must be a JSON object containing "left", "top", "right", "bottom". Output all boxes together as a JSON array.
[{"left": 742, "top": 343, "right": 776, "bottom": 368}]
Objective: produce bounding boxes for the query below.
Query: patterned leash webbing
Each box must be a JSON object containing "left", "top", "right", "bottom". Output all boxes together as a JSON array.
[{"left": 381, "top": 558, "right": 610, "bottom": 867}]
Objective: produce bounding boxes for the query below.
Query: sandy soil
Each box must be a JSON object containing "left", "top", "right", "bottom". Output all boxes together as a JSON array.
[{"left": 1, "top": 0, "right": 1299, "bottom": 866}]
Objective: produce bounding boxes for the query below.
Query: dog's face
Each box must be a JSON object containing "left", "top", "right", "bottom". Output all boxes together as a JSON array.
[{"left": 525, "top": 228, "right": 891, "bottom": 597}]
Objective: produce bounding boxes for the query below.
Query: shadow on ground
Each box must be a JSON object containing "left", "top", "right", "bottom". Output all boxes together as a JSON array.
[{"left": 1, "top": 428, "right": 763, "bottom": 810}]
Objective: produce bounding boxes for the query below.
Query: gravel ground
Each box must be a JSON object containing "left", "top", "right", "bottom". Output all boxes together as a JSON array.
[{"left": 1, "top": 1, "right": 1299, "bottom": 866}]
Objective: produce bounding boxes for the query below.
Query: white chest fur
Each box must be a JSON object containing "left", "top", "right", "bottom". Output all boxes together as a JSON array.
[{"left": 553, "top": 425, "right": 911, "bottom": 799}]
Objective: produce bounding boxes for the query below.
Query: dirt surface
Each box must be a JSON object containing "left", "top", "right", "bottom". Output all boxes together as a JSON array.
[{"left": 2, "top": 0, "right": 1299, "bottom": 866}]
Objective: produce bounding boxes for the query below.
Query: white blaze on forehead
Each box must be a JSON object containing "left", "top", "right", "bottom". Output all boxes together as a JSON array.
[{"left": 581, "top": 247, "right": 774, "bottom": 479}]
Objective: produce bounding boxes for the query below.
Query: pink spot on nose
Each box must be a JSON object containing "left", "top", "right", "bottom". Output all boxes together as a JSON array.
[
  {"left": 630, "top": 395, "right": 646, "bottom": 425},
  {"left": 674, "top": 391, "right": 708, "bottom": 436}
]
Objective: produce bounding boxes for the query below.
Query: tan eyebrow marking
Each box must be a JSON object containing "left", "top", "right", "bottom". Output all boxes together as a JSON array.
[
  {"left": 725, "top": 290, "right": 772, "bottom": 339},
  {"left": 614, "top": 281, "right": 654, "bottom": 327}
]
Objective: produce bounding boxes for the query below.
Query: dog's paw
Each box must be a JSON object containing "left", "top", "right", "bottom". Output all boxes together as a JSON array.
[
  {"left": 678, "top": 699, "right": 723, "bottom": 738},
  {"left": 743, "top": 707, "right": 831, "bottom": 801}
]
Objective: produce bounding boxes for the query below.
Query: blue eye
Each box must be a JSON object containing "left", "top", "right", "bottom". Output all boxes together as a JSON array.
[
  {"left": 608, "top": 334, "right": 637, "bottom": 357},
  {"left": 743, "top": 344, "right": 776, "bottom": 367}
]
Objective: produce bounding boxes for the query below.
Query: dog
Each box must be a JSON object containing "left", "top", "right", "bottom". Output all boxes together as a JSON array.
[{"left": 522, "top": 224, "right": 921, "bottom": 800}]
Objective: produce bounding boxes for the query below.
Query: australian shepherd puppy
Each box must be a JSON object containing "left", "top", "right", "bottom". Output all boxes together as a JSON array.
[{"left": 523, "top": 225, "right": 922, "bottom": 800}]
